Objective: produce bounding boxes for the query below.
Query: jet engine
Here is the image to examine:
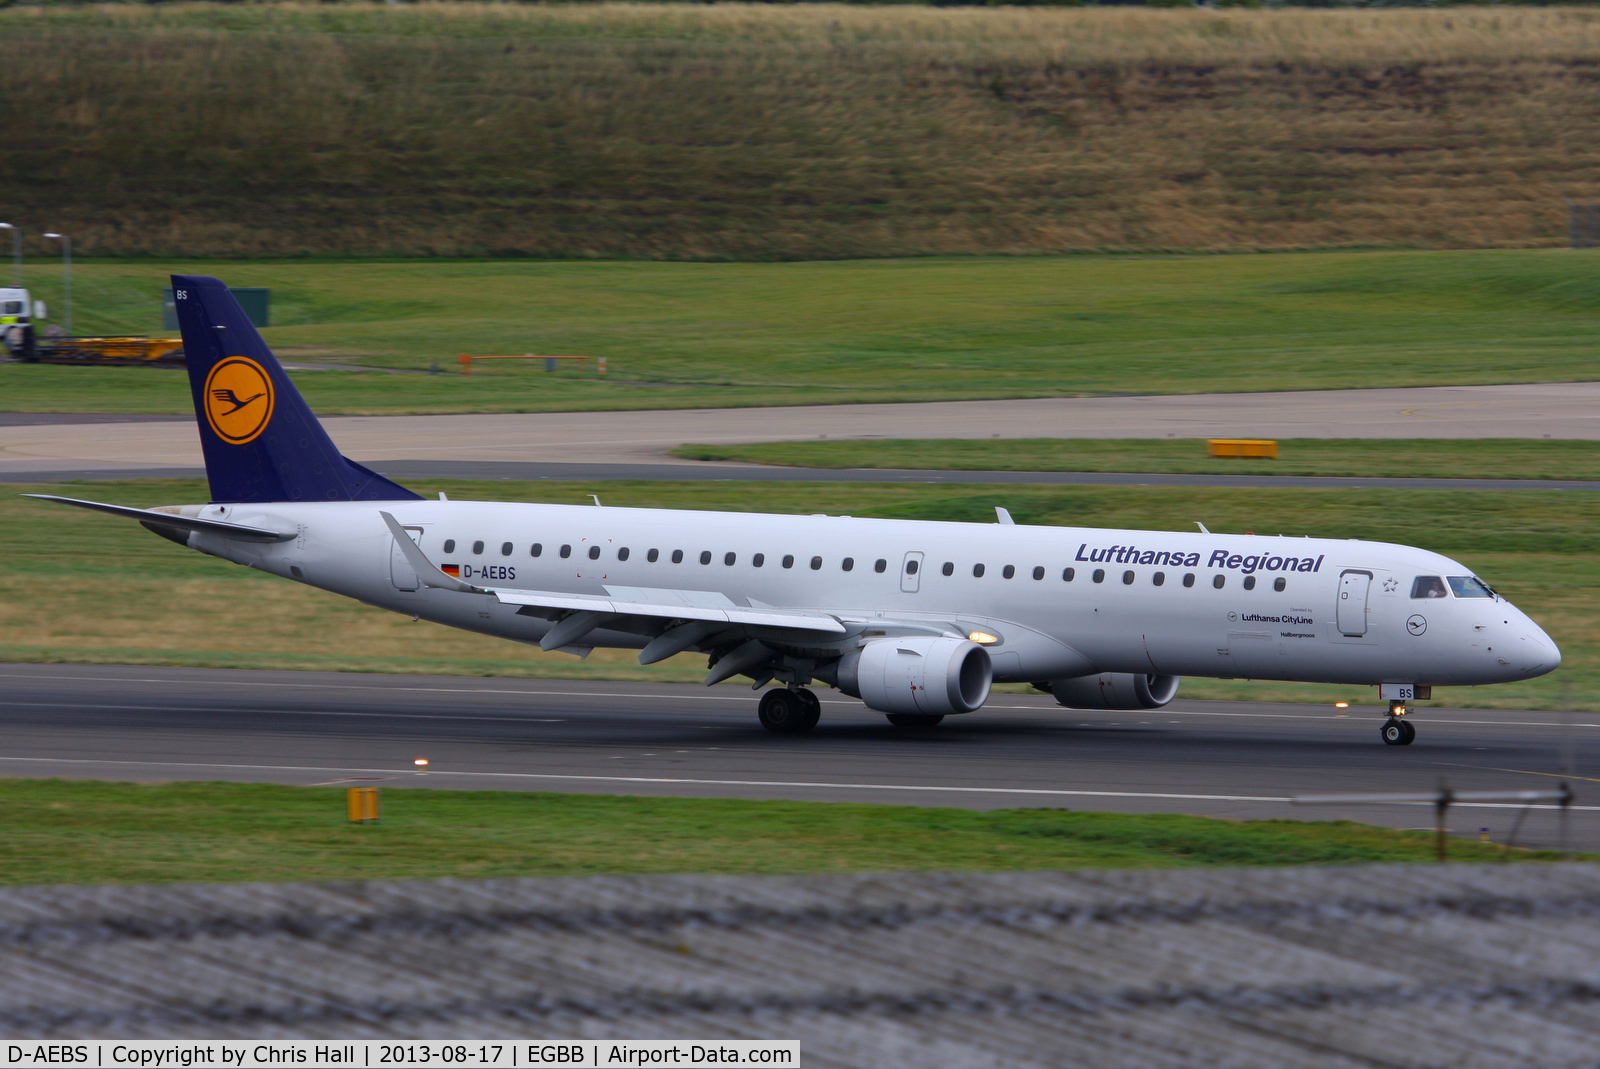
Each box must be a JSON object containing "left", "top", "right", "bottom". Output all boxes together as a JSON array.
[
  {"left": 1048, "top": 672, "right": 1180, "bottom": 710},
  {"left": 836, "top": 636, "right": 993, "bottom": 716}
]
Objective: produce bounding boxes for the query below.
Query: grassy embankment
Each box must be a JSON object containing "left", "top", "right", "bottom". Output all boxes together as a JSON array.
[
  {"left": 0, "top": 779, "right": 1565, "bottom": 886},
  {"left": 4, "top": 477, "right": 1594, "bottom": 710},
  {"left": 3, "top": 250, "right": 1599, "bottom": 414},
  {"left": 3, "top": 5, "right": 1600, "bottom": 258},
  {"left": 677, "top": 438, "right": 1600, "bottom": 482}
]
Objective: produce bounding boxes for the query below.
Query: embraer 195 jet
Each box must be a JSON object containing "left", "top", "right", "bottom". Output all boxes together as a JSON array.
[{"left": 31, "top": 277, "right": 1561, "bottom": 745}]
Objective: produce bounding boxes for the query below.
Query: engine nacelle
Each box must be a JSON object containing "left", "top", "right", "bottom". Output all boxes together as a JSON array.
[
  {"left": 836, "top": 636, "right": 993, "bottom": 716},
  {"left": 1048, "top": 672, "right": 1180, "bottom": 710}
]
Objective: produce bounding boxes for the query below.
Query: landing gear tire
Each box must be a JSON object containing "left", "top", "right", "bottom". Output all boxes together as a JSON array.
[
  {"left": 886, "top": 713, "right": 944, "bottom": 729},
  {"left": 759, "top": 688, "right": 818, "bottom": 734},
  {"left": 1381, "top": 718, "right": 1416, "bottom": 746}
]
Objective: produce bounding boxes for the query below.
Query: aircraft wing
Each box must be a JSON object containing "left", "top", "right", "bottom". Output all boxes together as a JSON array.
[{"left": 24, "top": 494, "right": 296, "bottom": 543}]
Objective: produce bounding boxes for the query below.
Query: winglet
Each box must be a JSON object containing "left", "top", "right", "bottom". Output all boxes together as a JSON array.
[{"left": 379, "top": 511, "right": 489, "bottom": 594}]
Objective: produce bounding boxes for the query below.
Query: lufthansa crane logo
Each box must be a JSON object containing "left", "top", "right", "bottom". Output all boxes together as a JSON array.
[{"left": 203, "top": 356, "right": 274, "bottom": 445}]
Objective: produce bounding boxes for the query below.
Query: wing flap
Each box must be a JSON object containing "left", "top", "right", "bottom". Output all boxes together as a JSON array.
[{"left": 493, "top": 588, "right": 846, "bottom": 633}]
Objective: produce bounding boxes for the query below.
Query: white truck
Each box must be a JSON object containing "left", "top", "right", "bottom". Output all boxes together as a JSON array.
[{"left": 0, "top": 287, "right": 44, "bottom": 361}]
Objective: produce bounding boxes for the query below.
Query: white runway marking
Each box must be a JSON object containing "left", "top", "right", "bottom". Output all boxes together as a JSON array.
[{"left": 0, "top": 754, "right": 1595, "bottom": 810}]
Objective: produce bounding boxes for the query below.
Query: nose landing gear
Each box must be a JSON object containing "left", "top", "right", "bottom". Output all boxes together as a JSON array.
[
  {"left": 1381, "top": 702, "right": 1416, "bottom": 746},
  {"left": 758, "top": 687, "right": 821, "bottom": 734}
]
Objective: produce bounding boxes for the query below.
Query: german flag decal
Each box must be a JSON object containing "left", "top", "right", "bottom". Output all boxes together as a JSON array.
[{"left": 441, "top": 564, "right": 460, "bottom": 577}]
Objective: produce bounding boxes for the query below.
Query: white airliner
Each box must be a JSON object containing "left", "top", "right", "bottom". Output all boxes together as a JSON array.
[{"left": 30, "top": 276, "right": 1561, "bottom": 745}]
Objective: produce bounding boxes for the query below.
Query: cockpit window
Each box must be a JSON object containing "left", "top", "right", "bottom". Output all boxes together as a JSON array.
[
  {"left": 1410, "top": 575, "right": 1448, "bottom": 599},
  {"left": 1448, "top": 575, "right": 1496, "bottom": 599}
]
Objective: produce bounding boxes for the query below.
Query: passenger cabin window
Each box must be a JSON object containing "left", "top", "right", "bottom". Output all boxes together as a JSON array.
[
  {"left": 1092, "top": 569, "right": 1105, "bottom": 583},
  {"left": 530, "top": 543, "right": 542, "bottom": 557},
  {"left": 1274, "top": 577, "right": 1286, "bottom": 592},
  {"left": 472, "top": 541, "right": 485, "bottom": 555},
  {"left": 842, "top": 557, "right": 854, "bottom": 572},
  {"left": 875, "top": 559, "right": 887, "bottom": 573},
  {"left": 672, "top": 550, "right": 684, "bottom": 563},
  {"left": 810, "top": 556, "right": 823, "bottom": 571},
  {"left": 973, "top": 564, "right": 986, "bottom": 578},
  {"left": 1449, "top": 575, "right": 1497, "bottom": 598},
  {"left": 725, "top": 552, "right": 736, "bottom": 566},
  {"left": 1183, "top": 573, "right": 1195, "bottom": 588},
  {"left": 1002, "top": 565, "right": 1015, "bottom": 579},
  {"left": 1153, "top": 572, "right": 1165, "bottom": 587},
  {"left": 588, "top": 545, "right": 601, "bottom": 560},
  {"left": 1243, "top": 575, "right": 1256, "bottom": 590},
  {"left": 783, "top": 555, "right": 794, "bottom": 569},
  {"left": 500, "top": 542, "right": 512, "bottom": 557},
  {"left": 560, "top": 544, "right": 572, "bottom": 559},
  {"left": 617, "top": 547, "right": 630, "bottom": 561},
  {"left": 1033, "top": 566, "right": 1045, "bottom": 580},
  {"left": 1412, "top": 576, "right": 1449, "bottom": 599},
  {"left": 443, "top": 539, "right": 456, "bottom": 554},
  {"left": 700, "top": 551, "right": 713, "bottom": 565},
  {"left": 906, "top": 559, "right": 919, "bottom": 575},
  {"left": 942, "top": 562, "right": 954, "bottom": 576},
  {"left": 647, "top": 549, "right": 659, "bottom": 562},
  {"left": 754, "top": 553, "right": 765, "bottom": 568},
  {"left": 1063, "top": 567, "right": 1075, "bottom": 582},
  {"left": 1213, "top": 574, "right": 1226, "bottom": 589}
]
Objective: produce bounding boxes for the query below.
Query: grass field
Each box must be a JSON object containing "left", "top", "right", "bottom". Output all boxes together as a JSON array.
[
  {"left": 4, "top": 476, "right": 1595, "bottom": 710},
  {"left": 676, "top": 438, "right": 1600, "bottom": 481},
  {"left": 3, "top": 5, "right": 1600, "bottom": 258},
  {"left": 0, "top": 779, "right": 1562, "bottom": 886},
  {"left": 3, "top": 250, "right": 1598, "bottom": 413}
]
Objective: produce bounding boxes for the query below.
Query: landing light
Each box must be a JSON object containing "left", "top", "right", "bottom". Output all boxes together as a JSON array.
[
  {"left": 1334, "top": 702, "right": 1349, "bottom": 709},
  {"left": 968, "top": 631, "right": 1000, "bottom": 645},
  {"left": 414, "top": 758, "right": 430, "bottom": 768}
]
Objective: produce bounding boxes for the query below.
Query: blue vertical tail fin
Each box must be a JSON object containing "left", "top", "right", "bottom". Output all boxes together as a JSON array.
[{"left": 172, "top": 275, "right": 420, "bottom": 504}]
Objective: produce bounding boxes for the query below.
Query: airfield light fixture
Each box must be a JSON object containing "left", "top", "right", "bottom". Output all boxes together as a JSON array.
[
  {"left": 0, "top": 224, "right": 18, "bottom": 287},
  {"left": 43, "top": 232, "right": 70, "bottom": 335}
]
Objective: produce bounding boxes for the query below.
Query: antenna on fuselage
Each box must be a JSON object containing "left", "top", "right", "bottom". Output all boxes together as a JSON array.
[
  {"left": 591, "top": 494, "right": 603, "bottom": 507},
  {"left": 1195, "top": 521, "right": 1210, "bottom": 534}
]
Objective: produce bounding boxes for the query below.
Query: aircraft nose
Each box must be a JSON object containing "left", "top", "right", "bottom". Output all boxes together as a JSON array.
[{"left": 1518, "top": 622, "right": 1561, "bottom": 676}]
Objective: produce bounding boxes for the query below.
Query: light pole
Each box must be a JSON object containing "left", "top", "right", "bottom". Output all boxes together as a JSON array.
[
  {"left": 43, "top": 232, "right": 69, "bottom": 336},
  {"left": 0, "top": 224, "right": 18, "bottom": 287}
]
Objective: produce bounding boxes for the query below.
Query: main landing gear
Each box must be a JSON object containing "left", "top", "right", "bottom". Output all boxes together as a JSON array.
[
  {"left": 1381, "top": 701, "right": 1416, "bottom": 746},
  {"left": 758, "top": 687, "right": 821, "bottom": 734}
]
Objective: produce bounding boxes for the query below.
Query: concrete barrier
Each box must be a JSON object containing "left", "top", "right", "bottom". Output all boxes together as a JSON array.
[{"left": 1, "top": 864, "right": 1597, "bottom": 1065}]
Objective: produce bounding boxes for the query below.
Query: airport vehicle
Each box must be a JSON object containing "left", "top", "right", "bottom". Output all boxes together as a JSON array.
[
  {"left": 0, "top": 287, "right": 39, "bottom": 360},
  {"left": 27, "top": 276, "right": 1562, "bottom": 743}
]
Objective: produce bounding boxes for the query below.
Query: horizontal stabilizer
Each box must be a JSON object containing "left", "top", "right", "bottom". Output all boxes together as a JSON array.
[{"left": 23, "top": 495, "right": 295, "bottom": 543}]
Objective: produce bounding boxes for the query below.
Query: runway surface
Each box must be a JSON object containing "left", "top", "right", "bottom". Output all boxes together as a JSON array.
[
  {"left": 5, "top": 382, "right": 1600, "bottom": 480},
  {"left": 2, "top": 663, "right": 1593, "bottom": 851}
]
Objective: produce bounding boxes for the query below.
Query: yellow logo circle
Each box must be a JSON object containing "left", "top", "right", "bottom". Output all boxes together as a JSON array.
[{"left": 203, "top": 356, "right": 275, "bottom": 445}]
